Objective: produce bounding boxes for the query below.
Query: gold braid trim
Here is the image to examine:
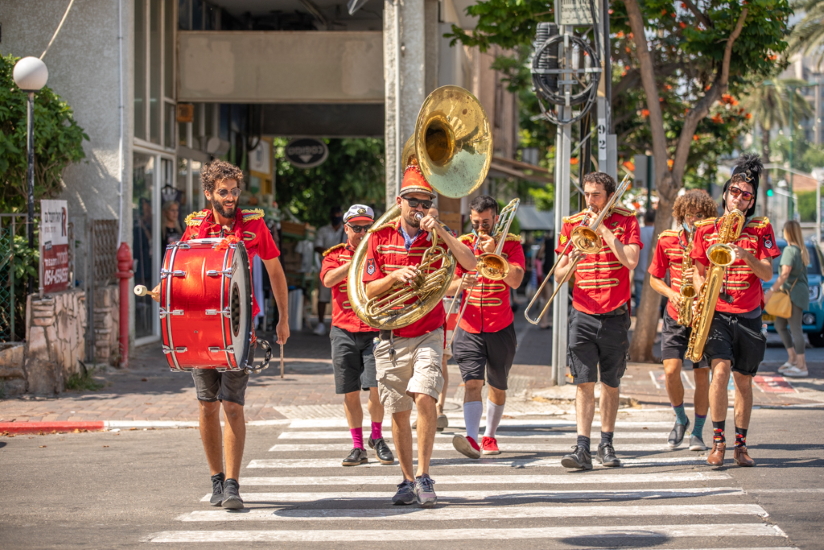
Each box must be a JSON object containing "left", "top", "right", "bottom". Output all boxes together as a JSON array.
[
  {"left": 611, "top": 205, "right": 634, "bottom": 217},
  {"left": 184, "top": 210, "right": 208, "bottom": 227},
  {"left": 241, "top": 208, "right": 264, "bottom": 221},
  {"left": 370, "top": 222, "right": 397, "bottom": 233},
  {"left": 745, "top": 216, "right": 770, "bottom": 229},
  {"left": 505, "top": 233, "right": 520, "bottom": 242},
  {"left": 322, "top": 243, "right": 346, "bottom": 257},
  {"left": 694, "top": 218, "right": 717, "bottom": 228}
]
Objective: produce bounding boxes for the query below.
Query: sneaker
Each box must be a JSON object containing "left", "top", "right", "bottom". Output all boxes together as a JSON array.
[
  {"left": 596, "top": 443, "right": 622, "bottom": 467},
  {"left": 368, "top": 437, "right": 395, "bottom": 465},
  {"left": 778, "top": 361, "right": 796, "bottom": 373},
  {"left": 221, "top": 478, "right": 244, "bottom": 510},
  {"left": 313, "top": 323, "right": 327, "bottom": 336},
  {"left": 452, "top": 434, "right": 481, "bottom": 459},
  {"left": 209, "top": 472, "right": 225, "bottom": 506},
  {"left": 668, "top": 419, "right": 690, "bottom": 449},
  {"left": 561, "top": 445, "right": 593, "bottom": 470},
  {"left": 481, "top": 436, "right": 500, "bottom": 455},
  {"left": 688, "top": 434, "right": 709, "bottom": 451},
  {"left": 342, "top": 447, "right": 368, "bottom": 466},
  {"left": 414, "top": 474, "right": 437, "bottom": 508},
  {"left": 436, "top": 414, "right": 449, "bottom": 432},
  {"left": 782, "top": 365, "right": 808, "bottom": 378},
  {"left": 392, "top": 479, "right": 416, "bottom": 505}
]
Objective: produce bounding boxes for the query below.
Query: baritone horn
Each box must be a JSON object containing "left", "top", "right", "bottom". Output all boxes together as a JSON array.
[
  {"left": 524, "top": 174, "right": 632, "bottom": 325},
  {"left": 346, "top": 85, "right": 492, "bottom": 330}
]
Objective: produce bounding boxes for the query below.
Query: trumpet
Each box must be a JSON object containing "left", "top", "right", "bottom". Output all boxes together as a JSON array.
[{"left": 524, "top": 174, "right": 632, "bottom": 325}]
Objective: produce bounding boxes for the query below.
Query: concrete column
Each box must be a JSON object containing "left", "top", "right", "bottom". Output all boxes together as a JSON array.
[{"left": 384, "top": 0, "right": 426, "bottom": 209}]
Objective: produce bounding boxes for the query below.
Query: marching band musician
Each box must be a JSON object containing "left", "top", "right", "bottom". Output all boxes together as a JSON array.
[
  {"left": 648, "top": 190, "right": 718, "bottom": 451},
  {"left": 690, "top": 155, "right": 779, "bottom": 467},
  {"left": 362, "top": 165, "right": 477, "bottom": 508},
  {"left": 320, "top": 205, "right": 394, "bottom": 467},
  {"left": 149, "top": 160, "right": 290, "bottom": 509},
  {"left": 554, "top": 172, "right": 642, "bottom": 471},
  {"left": 450, "top": 195, "right": 525, "bottom": 459}
]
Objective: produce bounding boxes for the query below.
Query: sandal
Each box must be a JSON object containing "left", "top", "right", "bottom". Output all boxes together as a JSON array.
[
  {"left": 778, "top": 361, "right": 796, "bottom": 373},
  {"left": 782, "top": 365, "right": 808, "bottom": 378}
]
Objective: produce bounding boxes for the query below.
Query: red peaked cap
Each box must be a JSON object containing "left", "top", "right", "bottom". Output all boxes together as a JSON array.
[{"left": 399, "top": 165, "right": 436, "bottom": 198}]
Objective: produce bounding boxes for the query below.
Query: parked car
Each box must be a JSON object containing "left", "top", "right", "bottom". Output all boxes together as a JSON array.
[{"left": 761, "top": 239, "right": 824, "bottom": 347}]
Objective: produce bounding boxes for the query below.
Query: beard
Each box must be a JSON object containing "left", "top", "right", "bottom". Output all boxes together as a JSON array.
[
  {"left": 405, "top": 211, "right": 422, "bottom": 228},
  {"left": 213, "top": 199, "right": 236, "bottom": 219}
]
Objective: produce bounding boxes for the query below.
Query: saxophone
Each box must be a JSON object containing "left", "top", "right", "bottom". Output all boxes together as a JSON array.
[
  {"left": 684, "top": 209, "right": 746, "bottom": 363},
  {"left": 676, "top": 229, "right": 696, "bottom": 326}
]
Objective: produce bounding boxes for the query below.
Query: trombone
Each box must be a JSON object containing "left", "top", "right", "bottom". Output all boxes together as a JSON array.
[{"left": 524, "top": 174, "right": 632, "bottom": 325}]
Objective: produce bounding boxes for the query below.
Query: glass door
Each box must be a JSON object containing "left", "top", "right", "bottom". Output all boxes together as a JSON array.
[{"left": 133, "top": 152, "right": 156, "bottom": 341}]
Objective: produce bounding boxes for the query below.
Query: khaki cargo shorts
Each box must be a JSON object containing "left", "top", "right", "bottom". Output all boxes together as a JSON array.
[{"left": 375, "top": 328, "right": 445, "bottom": 414}]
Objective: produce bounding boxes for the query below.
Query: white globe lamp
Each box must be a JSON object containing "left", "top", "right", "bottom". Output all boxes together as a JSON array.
[{"left": 13, "top": 56, "right": 49, "bottom": 92}]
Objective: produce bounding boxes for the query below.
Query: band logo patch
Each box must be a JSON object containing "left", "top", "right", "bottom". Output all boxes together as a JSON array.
[
  {"left": 366, "top": 258, "right": 376, "bottom": 275},
  {"left": 764, "top": 236, "right": 773, "bottom": 249}
]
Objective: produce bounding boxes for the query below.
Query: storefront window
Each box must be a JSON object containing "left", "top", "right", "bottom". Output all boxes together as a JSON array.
[
  {"left": 134, "top": 0, "right": 146, "bottom": 140},
  {"left": 133, "top": 152, "right": 156, "bottom": 340}
]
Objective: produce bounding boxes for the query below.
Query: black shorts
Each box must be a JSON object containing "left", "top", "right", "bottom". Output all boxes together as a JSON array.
[
  {"left": 330, "top": 326, "right": 379, "bottom": 394},
  {"left": 452, "top": 323, "right": 517, "bottom": 390},
  {"left": 702, "top": 312, "right": 766, "bottom": 376},
  {"left": 568, "top": 307, "right": 630, "bottom": 388},
  {"left": 192, "top": 369, "right": 249, "bottom": 406},
  {"left": 661, "top": 310, "right": 708, "bottom": 368}
]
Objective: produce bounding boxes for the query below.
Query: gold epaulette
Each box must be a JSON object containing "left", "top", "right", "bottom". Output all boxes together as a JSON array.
[
  {"left": 370, "top": 222, "right": 396, "bottom": 233},
  {"left": 694, "top": 218, "right": 716, "bottom": 228},
  {"left": 241, "top": 208, "right": 264, "bottom": 222},
  {"left": 505, "top": 233, "right": 520, "bottom": 242},
  {"left": 322, "top": 243, "right": 346, "bottom": 257},
  {"left": 610, "top": 205, "right": 635, "bottom": 217},
  {"left": 459, "top": 234, "right": 475, "bottom": 244},
  {"left": 659, "top": 229, "right": 679, "bottom": 237},
  {"left": 745, "top": 216, "right": 770, "bottom": 229},
  {"left": 563, "top": 211, "right": 588, "bottom": 224},
  {"left": 184, "top": 210, "right": 209, "bottom": 227}
]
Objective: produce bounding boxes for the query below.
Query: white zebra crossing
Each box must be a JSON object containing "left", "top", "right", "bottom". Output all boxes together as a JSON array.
[
  {"left": 287, "top": 418, "right": 675, "bottom": 429},
  {"left": 268, "top": 442, "right": 676, "bottom": 452},
  {"left": 247, "top": 456, "right": 709, "bottom": 468},
  {"left": 277, "top": 430, "right": 671, "bottom": 440}
]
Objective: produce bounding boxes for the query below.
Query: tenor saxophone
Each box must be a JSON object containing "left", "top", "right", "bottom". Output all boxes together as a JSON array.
[
  {"left": 684, "top": 209, "right": 745, "bottom": 363},
  {"left": 676, "top": 230, "right": 696, "bottom": 326}
]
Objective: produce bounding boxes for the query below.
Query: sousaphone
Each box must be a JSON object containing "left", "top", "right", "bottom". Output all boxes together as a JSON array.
[{"left": 347, "top": 85, "right": 492, "bottom": 330}]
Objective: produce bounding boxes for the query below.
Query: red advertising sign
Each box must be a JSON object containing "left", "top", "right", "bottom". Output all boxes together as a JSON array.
[{"left": 40, "top": 200, "right": 70, "bottom": 294}]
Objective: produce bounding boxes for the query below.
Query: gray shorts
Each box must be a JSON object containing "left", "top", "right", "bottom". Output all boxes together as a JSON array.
[
  {"left": 330, "top": 326, "right": 379, "bottom": 394},
  {"left": 192, "top": 369, "right": 249, "bottom": 406}
]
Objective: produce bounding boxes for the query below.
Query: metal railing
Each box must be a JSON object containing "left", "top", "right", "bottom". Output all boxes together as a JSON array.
[{"left": 0, "top": 214, "right": 30, "bottom": 342}]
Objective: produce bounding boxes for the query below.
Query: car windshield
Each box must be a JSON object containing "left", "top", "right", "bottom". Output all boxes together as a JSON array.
[{"left": 771, "top": 241, "right": 822, "bottom": 275}]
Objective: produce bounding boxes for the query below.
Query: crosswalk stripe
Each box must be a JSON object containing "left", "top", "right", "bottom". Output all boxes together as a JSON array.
[
  {"left": 247, "top": 456, "right": 709, "bottom": 468},
  {"left": 288, "top": 418, "right": 675, "bottom": 429},
  {"left": 277, "top": 430, "right": 671, "bottom": 440},
  {"left": 149, "top": 523, "right": 785, "bottom": 542},
  {"left": 268, "top": 443, "right": 679, "bottom": 452},
  {"left": 199, "top": 487, "right": 745, "bottom": 503},
  {"left": 176, "top": 503, "right": 767, "bottom": 522},
  {"left": 240, "top": 472, "right": 731, "bottom": 486}
]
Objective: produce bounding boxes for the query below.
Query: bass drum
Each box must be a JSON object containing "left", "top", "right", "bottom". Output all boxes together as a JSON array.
[{"left": 160, "top": 238, "right": 270, "bottom": 373}]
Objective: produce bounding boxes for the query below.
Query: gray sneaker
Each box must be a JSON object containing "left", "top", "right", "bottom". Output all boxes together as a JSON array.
[
  {"left": 414, "top": 474, "right": 437, "bottom": 508},
  {"left": 221, "top": 478, "right": 244, "bottom": 510},
  {"left": 689, "top": 434, "right": 709, "bottom": 451},
  {"left": 436, "top": 414, "right": 449, "bottom": 432},
  {"left": 209, "top": 472, "right": 225, "bottom": 506},
  {"left": 392, "top": 479, "right": 416, "bottom": 505}
]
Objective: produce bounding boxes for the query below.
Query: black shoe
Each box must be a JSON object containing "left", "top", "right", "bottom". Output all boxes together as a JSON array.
[
  {"left": 596, "top": 443, "right": 622, "bottom": 467},
  {"left": 221, "top": 478, "right": 244, "bottom": 509},
  {"left": 209, "top": 472, "right": 225, "bottom": 506},
  {"left": 342, "top": 447, "right": 368, "bottom": 466},
  {"left": 668, "top": 419, "right": 690, "bottom": 449},
  {"left": 561, "top": 445, "right": 592, "bottom": 470},
  {"left": 368, "top": 437, "right": 395, "bottom": 465}
]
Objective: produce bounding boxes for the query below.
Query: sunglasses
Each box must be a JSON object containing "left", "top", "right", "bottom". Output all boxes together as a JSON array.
[
  {"left": 403, "top": 197, "right": 433, "bottom": 210},
  {"left": 215, "top": 188, "right": 242, "bottom": 198},
  {"left": 347, "top": 224, "right": 372, "bottom": 233},
  {"left": 728, "top": 186, "right": 754, "bottom": 201}
]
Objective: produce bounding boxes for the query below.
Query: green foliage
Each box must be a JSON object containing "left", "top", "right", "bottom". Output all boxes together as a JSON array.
[
  {"left": 770, "top": 135, "right": 824, "bottom": 173},
  {"left": 274, "top": 138, "right": 385, "bottom": 227},
  {"left": 788, "top": 0, "right": 824, "bottom": 62},
  {"left": 796, "top": 191, "right": 817, "bottom": 222},
  {"left": 0, "top": 54, "right": 88, "bottom": 212}
]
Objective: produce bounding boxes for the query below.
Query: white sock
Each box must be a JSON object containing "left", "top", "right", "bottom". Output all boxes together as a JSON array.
[
  {"left": 463, "top": 401, "right": 483, "bottom": 441},
  {"left": 484, "top": 399, "right": 505, "bottom": 438}
]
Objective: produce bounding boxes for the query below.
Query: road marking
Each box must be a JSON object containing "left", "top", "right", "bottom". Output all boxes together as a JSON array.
[
  {"left": 268, "top": 443, "right": 680, "bottom": 452},
  {"left": 288, "top": 418, "right": 675, "bottom": 429},
  {"left": 649, "top": 370, "right": 662, "bottom": 389},
  {"left": 240, "top": 472, "right": 730, "bottom": 486},
  {"left": 276, "top": 430, "right": 671, "bottom": 440},
  {"left": 198, "top": 487, "right": 746, "bottom": 503},
  {"left": 681, "top": 370, "right": 696, "bottom": 390},
  {"left": 247, "top": 456, "right": 709, "bottom": 469},
  {"left": 748, "top": 488, "right": 824, "bottom": 493},
  {"left": 149, "top": 523, "right": 784, "bottom": 542},
  {"left": 176, "top": 503, "right": 768, "bottom": 522}
]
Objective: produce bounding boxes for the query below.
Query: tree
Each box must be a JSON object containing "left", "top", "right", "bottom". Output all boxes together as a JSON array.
[
  {"left": 788, "top": 0, "right": 824, "bottom": 62},
  {"left": 0, "top": 54, "right": 88, "bottom": 212}
]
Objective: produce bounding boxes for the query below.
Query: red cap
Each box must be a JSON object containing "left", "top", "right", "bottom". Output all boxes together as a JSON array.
[{"left": 399, "top": 165, "right": 436, "bottom": 198}]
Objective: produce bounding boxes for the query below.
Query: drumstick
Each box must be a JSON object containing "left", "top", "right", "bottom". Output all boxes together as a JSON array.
[{"left": 280, "top": 344, "right": 285, "bottom": 379}]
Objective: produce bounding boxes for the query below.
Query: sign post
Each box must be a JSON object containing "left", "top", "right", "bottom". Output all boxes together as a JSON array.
[{"left": 40, "top": 200, "right": 70, "bottom": 296}]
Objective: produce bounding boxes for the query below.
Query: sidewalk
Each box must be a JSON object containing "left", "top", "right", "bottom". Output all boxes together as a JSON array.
[{"left": 2, "top": 313, "right": 823, "bottom": 432}]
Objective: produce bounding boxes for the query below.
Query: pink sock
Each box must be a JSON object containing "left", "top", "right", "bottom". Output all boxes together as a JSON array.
[
  {"left": 371, "top": 421, "right": 383, "bottom": 440},
  {"left": 350, "top": 427, "right": 364, "bottom": 449}
]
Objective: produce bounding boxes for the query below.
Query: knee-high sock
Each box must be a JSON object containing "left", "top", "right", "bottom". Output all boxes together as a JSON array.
[
  {"left": 483, "top": 400, "right": 505, "bottom": 438},
  {"left": 463, "top": 401, "right": 483, "bottom": 441}
]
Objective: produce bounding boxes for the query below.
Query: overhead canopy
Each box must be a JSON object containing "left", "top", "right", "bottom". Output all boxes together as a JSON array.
[{"left": 516, "top": 204, "right": 555, "bottom": 232}]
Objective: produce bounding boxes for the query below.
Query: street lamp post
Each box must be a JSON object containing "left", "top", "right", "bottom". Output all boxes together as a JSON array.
[{"left": 12, "top": 57, "right": 49, "bottom": 296}]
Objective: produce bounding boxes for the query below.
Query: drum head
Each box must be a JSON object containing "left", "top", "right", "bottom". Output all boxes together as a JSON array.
[{"left": 229, "top": 243, "right": 253, "bottom": 369}]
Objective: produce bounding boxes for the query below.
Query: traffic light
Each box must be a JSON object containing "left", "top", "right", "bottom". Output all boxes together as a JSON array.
[{"left": 766, "top": 188, "right": 775, "bottom": 197}]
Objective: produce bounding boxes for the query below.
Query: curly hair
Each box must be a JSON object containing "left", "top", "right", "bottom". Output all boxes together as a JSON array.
[
  {"left": 582, "top": 172, "right": 616, "bottom": 195},
  {"left": 201, "top": 160, "right": 244, "bottom": 194},
  {"left": 672, "top": 189, "right": 718, "bottom": 225}
]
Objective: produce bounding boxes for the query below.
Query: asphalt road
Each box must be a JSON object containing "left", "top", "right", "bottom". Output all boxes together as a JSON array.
[{"left": 2, "top": 407, "right": 822, "bottom": 549}]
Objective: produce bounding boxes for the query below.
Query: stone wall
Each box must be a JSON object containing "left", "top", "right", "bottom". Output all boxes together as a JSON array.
[
  {"left": 0, "top": 343, "right": 27, "bottom": 397},
  {"left": 24, "top": 289, "right": 87, "bottom": 395},
  {"left": 93, "top": 285, "right": 120, "bottom": 365}
]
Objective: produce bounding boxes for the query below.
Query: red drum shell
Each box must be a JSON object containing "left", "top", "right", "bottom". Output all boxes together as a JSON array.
[{"left": 160, "top": 239, "right": 253, "bottom": 371}]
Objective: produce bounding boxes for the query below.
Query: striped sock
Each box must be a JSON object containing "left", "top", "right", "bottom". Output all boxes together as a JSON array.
[
  {"left": 735, "top": 427, "right": 748, "bottom": 448},
  {"left": 712, "top": 420, "right": 725, "bottom": 444},
  {"left": 350, "top": 427, "right": 364, "bottom": 450},
  {"left": 672, "top": 403, "right": 689, "bottom": 425},
  {"left": 692, "top": 414, "right": 707, "bottom": 439}
]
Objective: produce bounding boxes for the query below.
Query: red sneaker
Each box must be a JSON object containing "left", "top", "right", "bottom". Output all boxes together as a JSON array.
[
  {"left": 481, "top": 436, "right": 501, "bottom": 455},
  {"left": 452, "top": 434, "right": 481, "bottom": 459}
]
